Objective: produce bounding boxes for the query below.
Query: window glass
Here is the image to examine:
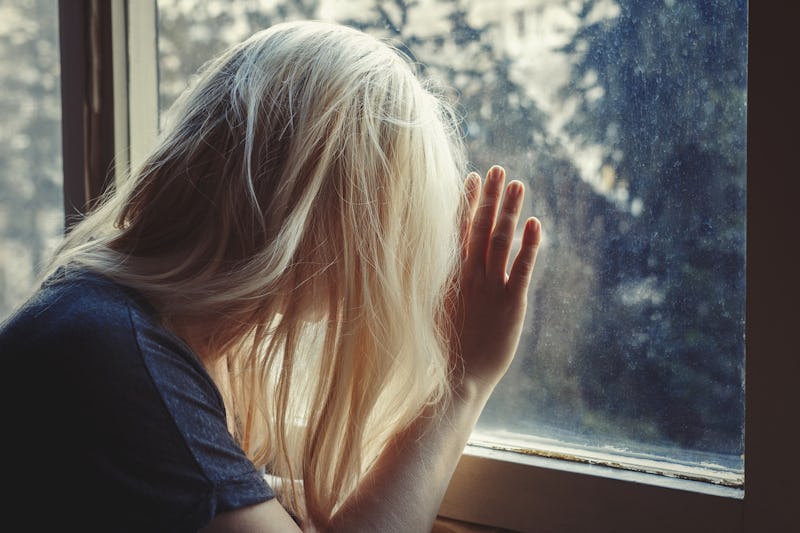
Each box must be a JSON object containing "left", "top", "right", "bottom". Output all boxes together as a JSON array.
[
  {"left": 157, "top": 0, "right": 746, "bottom": 482},
  {"left": 0, "top": 0, "right": 63, "bottom": 322}
]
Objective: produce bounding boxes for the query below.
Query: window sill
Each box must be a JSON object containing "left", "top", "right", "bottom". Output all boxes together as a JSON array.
[{"left": 439, "top": 445, "right": 743, "bottom": 533}]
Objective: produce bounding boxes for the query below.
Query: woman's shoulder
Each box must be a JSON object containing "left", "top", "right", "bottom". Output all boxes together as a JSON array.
[
  {"left": 0, "top": 266, "right": 220, "bottom": 419},
  {"left": 1, "top": 267, "right": 150, "bottom": 353},
  {"left": 0, "top": 267, "right": 207, "bottom": 387}
]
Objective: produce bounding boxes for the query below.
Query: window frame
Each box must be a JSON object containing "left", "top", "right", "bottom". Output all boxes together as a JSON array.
[
  {"left": 58, "top": 0, "right": 117, "bottom": 227},
  {"left": 58, "top": 2, "right": 796, "bottom": 531}
]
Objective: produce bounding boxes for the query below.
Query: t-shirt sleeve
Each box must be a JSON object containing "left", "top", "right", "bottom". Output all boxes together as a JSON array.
[
  {"left": 131, "top": 304, "right": 275, "bottom": 516},
  {"left": 131, "top": 307, "right": 276, "bottom": 516}
]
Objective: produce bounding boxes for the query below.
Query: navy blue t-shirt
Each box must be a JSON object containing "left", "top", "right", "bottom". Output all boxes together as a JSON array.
[{"left": 0, "top": 269, "right": 274, "bottom": 532}]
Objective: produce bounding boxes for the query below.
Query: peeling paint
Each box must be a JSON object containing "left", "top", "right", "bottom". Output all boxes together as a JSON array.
[{"left": 468, "top": 437, "right": 744, "bottom": 488}]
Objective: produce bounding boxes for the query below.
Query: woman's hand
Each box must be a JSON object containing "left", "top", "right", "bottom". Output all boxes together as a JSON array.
[{"left": 451, "top": 165, "right": 542, "bottom": 394}]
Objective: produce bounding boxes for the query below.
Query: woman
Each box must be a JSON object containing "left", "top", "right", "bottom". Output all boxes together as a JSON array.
[{"left": 1, "top": 20, "right": 541, "bottom": 532}]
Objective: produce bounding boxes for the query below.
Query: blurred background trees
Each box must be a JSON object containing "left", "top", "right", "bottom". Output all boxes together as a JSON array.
[
  {"left": 562, "top": 0, "right": 747, "bottom": 454},
  {"left": 0, "top": 0, "right": 63, "bottom": 317}
]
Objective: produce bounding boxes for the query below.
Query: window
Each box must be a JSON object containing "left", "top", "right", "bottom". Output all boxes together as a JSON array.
[
  {"left": 48, "top": 0, "right": 800, "bottom": 531},
  {"left": 158, "top": 0, "right": 745, "bottom": 489},
  {"left": 0, "top": 0, "right": 63, "bottom": 322}
]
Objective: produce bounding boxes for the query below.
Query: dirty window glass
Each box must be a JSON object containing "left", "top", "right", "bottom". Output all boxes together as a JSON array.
[
  {"left": 157, "top": 0, "right": 747, "bottom": 483},
  {"left": 0, "top": 0, "right": 63, "bottom": 322}
]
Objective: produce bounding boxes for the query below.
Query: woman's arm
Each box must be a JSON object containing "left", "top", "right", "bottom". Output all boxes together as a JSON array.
[
  {"left": 201, "top": 165, "right": 541, "bottom": 532},
  {"left": 323, "top": 367, "right": 504, "bottom": 532},
  {"left": 326, "top": 165, "right": 541, "bottom": 532}
]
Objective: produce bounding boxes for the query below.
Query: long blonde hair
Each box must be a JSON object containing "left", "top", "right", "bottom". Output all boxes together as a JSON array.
[{"left": 47, "top": 20, "right": 466, "bottom": 525}]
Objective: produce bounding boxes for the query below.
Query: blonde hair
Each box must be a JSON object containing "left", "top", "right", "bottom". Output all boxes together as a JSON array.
[{"left": 47, "top": 20, "right": 466, "bottom": 525}]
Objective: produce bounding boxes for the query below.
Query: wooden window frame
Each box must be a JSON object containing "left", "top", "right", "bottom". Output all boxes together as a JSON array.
[
  {"left": 58, "top": 1, "right": 797, "bottom": 531},
  {"left": 59, "top": 0, "right": 157, "bottom": 210}
]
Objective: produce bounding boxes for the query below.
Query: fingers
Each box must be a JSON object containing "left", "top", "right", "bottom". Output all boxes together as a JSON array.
[
  {"left": 467, "top": 166, "right": 506, "bottom": 272},
  {"left": 464, "top": 166, "right": 539, "bottom": 293},
  {"left": 508, "top": 217, "right": 542, "bottom": 296},
  {"left": 486, "top": 180, "right": 524, "bottom": 280},
  {"left": 460, "top": 172, "right": 481, "bottom": 259}
]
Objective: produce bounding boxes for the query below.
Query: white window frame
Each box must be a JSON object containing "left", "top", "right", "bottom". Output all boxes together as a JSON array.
[{"left": 107, "top": 2, "right": 794, "bottom": 532}]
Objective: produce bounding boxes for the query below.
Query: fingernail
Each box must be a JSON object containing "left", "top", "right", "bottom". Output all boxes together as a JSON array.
[
  {"left": 508, "top": 181, "right": 522, "bottom": 197},
  {"left": 526, "top": 218, "right": 542, "bottom": 241}
]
